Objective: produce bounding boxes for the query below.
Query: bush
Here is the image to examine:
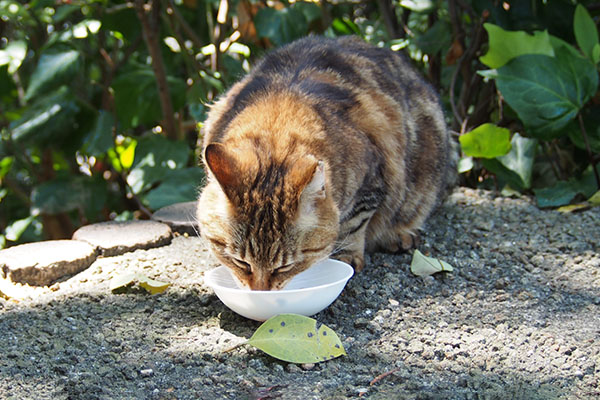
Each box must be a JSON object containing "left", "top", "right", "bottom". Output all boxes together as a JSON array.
[{"left": 1, "top": 0, "right": 599, "bottom": 248}]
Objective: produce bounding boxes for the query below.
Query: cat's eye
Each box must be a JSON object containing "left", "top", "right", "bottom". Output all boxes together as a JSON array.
[
  {"left": 275, "top": 263, "right": 294, "bottom": 274},
  {"left": 232, "top": 258, "right": 251, "bottom": 273}
]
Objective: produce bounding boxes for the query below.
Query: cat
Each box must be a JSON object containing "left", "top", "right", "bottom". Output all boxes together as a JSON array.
[{"left": 197, "top": 36, "right": 455, "bottom": 290}]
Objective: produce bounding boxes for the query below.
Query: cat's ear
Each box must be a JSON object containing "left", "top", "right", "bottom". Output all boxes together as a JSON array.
[
  {"left": 304, "top": 161, "right": 326, "bottom": 200},
  {"left": 204, "top": 143, "right": 240, "bottom": 198},
  {"left": 290, "top": 158, "right": 326, "bottom": 201}
]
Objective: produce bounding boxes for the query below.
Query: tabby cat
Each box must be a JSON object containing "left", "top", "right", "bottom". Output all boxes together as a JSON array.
[{"left": 197, "top": 36, "right": 455, "bottom": 290}]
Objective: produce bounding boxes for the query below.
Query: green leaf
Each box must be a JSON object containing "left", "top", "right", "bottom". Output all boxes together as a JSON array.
[
  {"left": 0, "top": 65, "right": 16, "bottom": 101},
  {"left": 414, "top": 20, "right": 451, "bottom": 55},
  {"left": 4, "top": 215, "right": 34, "bottom": 241},
  {"left": 255, "top": 7, "right": 308, "bottom": 46},
  {"left": 479, "top": 24, "right": 554, "bottom": 69},
  {"left": 0, "top": 156, "right": 13, "bottom": 179},
  {"left": 112, "top": 66, "right": 186, "bottom": 130},
  {"left": 144, "top": 167, "right": 204, "bottom": 210},
  {"left": 0, "top": 40, "right": 27, "bottom": 73},
  {"left": 101, "top": 7, "right": 141, "bottom": 43},
  {"left": 330, "top": 18, "right": 361, "bottom": 36},
  {"left": 293, "top": 1, "right": 321, "bottom": 24},
  {"left": 10, "top": 87, "right": 80, "bottom": 146},
  {"left": 84, "top": 111, "right": 114, "bottom": 156},
  {"left": 534, "top": 168, "right": 598, "bottom": 208},
  {"left": 31, "top": 176, "right": 107, "bottom": 219},
  {"left": 534, "top": 181, "right": 580, "bottom": 208},
  {"left": 593, "top": 43, "right": 600, "bottom": 64},
  {"left": 399, "top": 0, "right": 434, "bottom": 13},
  {"left": 457, "top": 156, "right": 474, "bottom": 174},
  {"left": 459, "top": 123, "right": 512, "bottom": 158},
  {"left": 127, "top": 135, "right": 190, "bottom": 194},
  {"left": 247, "top": 314, "right": 346, "bottom": 364},
  {"left": 25, "top": 45, "right": 81, "bottom": 101},
  {"left": 492, "top": 49, "right": 598, "bottom": 139},
  {"left": 410, "top": 249, "right": 454, "bottom": 277},
  {"left": 496, "top": 133, "right": 537, "bottom": 189},
  {"left": 574, "top": 4, "right": 599, "bottom": 61}
]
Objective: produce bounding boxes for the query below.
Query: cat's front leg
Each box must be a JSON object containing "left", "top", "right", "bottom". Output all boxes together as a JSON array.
[{"left": 334, "top": 216, "right": 371, "bottom": 272}]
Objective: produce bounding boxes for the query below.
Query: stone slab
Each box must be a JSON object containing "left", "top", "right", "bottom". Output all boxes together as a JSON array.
[
  {"left": 72, "top": 220, "right": 172, "bottom": 257},
  {"left": 0, "top": 240, "right": 98, "bottom": 286},
  {"left": 151, "top": 201, "right": 199, "bottom": 236}
]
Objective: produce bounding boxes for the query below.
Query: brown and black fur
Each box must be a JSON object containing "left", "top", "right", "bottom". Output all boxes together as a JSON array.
[{"left": 197, "top": 36, "right": 455, "bottom": 290}]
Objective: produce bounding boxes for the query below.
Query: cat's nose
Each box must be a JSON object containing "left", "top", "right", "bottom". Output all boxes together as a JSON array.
[{"left": 250, "top": 273, "right": 271, "bottom": 291}]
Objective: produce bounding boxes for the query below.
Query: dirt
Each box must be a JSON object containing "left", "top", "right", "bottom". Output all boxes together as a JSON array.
[{"left": 1, "top": 187, "right": 599, "bottom": 399}]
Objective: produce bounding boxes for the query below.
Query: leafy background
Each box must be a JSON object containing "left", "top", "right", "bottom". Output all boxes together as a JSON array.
[{"left": 1, "top": 0, "right": 599, "bottom": 248}]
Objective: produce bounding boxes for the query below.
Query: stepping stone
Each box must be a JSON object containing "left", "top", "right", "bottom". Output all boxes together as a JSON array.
[
  {"left": 0, "top": 240, "right": 97, "bottom": 286},
  {"left": 73, "top": 220, "right": 172, "bottom": 257},
  {"left": 151, "top": 201, "right": 200, "bottom": 236}
]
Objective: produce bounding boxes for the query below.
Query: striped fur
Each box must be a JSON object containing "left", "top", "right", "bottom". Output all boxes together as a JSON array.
[{"left": 197, "top": 36, "right": 455, "bottom": 290}]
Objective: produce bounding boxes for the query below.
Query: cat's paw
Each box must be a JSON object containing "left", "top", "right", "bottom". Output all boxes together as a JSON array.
[
  {"left": 335, "top": 252, "right": 365, "bottom": 272},
  {"left": 399, "top": 231, "right": 420, "bottom": 251}
]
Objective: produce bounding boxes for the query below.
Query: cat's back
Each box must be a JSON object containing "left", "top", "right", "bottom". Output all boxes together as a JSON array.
[{"left": 203, "top": 36, "right": 440, "bottom": 144}]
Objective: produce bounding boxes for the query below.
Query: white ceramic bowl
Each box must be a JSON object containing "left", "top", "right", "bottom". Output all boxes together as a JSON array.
[{"left": 204, "top": 258, "right": 354, "bottom": 321}]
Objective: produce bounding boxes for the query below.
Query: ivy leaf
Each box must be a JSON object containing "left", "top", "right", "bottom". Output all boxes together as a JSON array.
[
  {"left": 491, "top": 49, "right": 598, "bottom": 139},
  {"left": 247, "top": 314, "right": 346, "bottom": 364},
  {"left": 534, "top": 168, "right": 598, "bottom": 208},
  {"left": 459, "top": 123, "right": 512, "bottom": 159},
  {"left": 410, "top": 250, "right": 454, "bottom": 277},
  {"left": 479, "top": 24, "right": 554, "bottom": 69},
  {"left": 574, "top": 4, "right": 599, "bottom": 61},
  {"left": 496, "top": 133, "right": 537, "bottom": 189}
]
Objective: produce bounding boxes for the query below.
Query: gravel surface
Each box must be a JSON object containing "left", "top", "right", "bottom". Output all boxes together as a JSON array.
[{"left": 1, "top": 187, "right": 599, "bottom": 399}]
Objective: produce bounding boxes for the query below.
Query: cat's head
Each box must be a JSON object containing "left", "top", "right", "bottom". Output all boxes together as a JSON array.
[{"left": 197, "top": 142, "right": 339, "bottom": 290}]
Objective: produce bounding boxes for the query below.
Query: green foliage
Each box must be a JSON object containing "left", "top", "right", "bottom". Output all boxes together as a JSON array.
[
  {"left": 466, "top": 4, "right": 600, "bottom": 207},
  {"left": 2, "top": 0, "right": 600, "bottom": 248}
]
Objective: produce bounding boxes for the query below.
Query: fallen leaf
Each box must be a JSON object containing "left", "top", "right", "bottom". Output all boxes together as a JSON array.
[
  {"left": 557, "top": 203, "right": 591, "bottom": 213},
  {"left": 138, "top": 275, "right": 171, "bottom": 295},
  {"left": 410, "top": 249, "right": 454, "bottom": 276},
  {"left": 109, "top": 273, "right": 138, "bottom": 292},
  {"left": 247, "top": 314, "right": 346, "bottom": 364},
  {"left": 110, "top": 272, "right": 170, "bottom": 294}
]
